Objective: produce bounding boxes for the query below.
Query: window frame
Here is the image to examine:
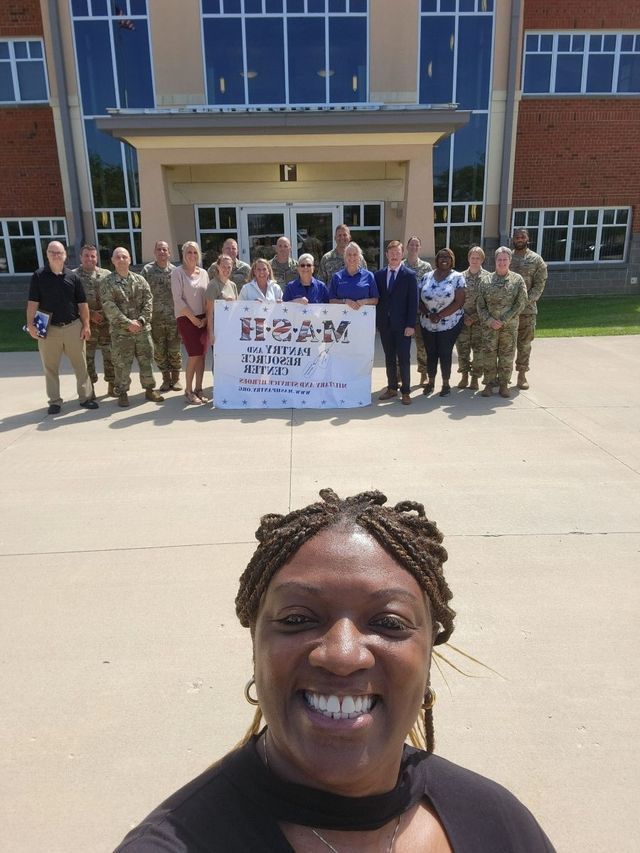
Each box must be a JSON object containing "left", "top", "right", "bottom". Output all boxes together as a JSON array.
[
  {"left": 522, "top": 31, "right": 640, "bottom": 95},
  {"left": 200, "top": 0, "right": 370, "bottom": 107},
  {"left": 70, "top": 0, "right": 155, "bottom": 264},
  {"left": 0, "top": 218, "right": 68, "bottom": 275},
  {"left": 0, "top": 38, "right": 49, "bottom": 104},
  {"left": 511, "top": 207, "right": 632, "bottom": 265}
]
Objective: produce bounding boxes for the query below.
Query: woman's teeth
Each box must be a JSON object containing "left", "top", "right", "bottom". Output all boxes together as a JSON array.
[{"left": 304, "top": 692, "right": 376, "bottom": 719}]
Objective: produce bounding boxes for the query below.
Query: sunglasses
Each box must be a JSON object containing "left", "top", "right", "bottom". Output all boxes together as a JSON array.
[{"left": 299, "top": 263, "right": 313, "bottom": 267}]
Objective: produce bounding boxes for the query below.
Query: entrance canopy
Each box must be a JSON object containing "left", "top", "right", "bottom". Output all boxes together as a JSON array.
[{"left": 97, "top": 106, "right": 469, "bottom": 260}]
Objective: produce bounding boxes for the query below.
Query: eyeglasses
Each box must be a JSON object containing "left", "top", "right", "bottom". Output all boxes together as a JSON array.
[{"left": 299, "top": 263, "right": 313, "bottom": 267}]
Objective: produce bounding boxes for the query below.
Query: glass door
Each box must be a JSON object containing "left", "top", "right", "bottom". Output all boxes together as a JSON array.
[
  {"left": 290, "top": 206, "right": 341, "bottom": 266},
  {"left": 238, "top": 205, "right": 341, "bottom": 265}
]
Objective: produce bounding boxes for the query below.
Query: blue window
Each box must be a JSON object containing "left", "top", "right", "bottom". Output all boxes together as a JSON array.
[
  {"left": 0, "top": 39, "right": 48, "bottom": 103},
  {"left": 85, "top": 119, "right": 127, "bottom": 207},
  {"left": 329, "top": 15, "right": 367, "bottom": 102},
  {"left": 111, "top": 19, "right": 154, "bottom": 109},
  {"left": 433, "top": 136, "right": 451, "bottom": 203},
  {"left": 523, "top": 31, "right": 640, "bottom": 94},
  {"left": 203, "top": 18, "right": 244, "bottom": 105},
  {"left": 451, "top": 113, "right": 487, "bottom": 202},
  {"left": 555, "top": 54, "right": 583, "bottom": 92},
  {"left": 419, "top": 16, "right": 454, "bottom": 104},
  {"left": 74, "top": 21, "right": 116, "bottom": 114},
  {"left": 586, "top": 53, "right": 614, "bottom": 92},
  {"left": 456, "top": 15, "right": 492, "bottom": 109},
  {"left": 245, "top": 18, "right": 286, "bottom": 103},
  {"left": 288, "top": 17, "right": 326, "bottom": 104},
  {"left": 203, "top": 7, "right": 367, "bottom": 105}
]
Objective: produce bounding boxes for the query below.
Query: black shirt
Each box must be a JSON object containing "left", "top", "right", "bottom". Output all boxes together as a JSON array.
[
  {"left": 28, "top": 264, "right": 87, "bottom": 325},
  {"left": 114, "top": 737, "right": 556, "bottom": 852}
]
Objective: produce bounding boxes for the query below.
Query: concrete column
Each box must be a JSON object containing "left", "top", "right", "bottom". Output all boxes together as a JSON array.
[
  {"left": 403, "top": 149, "right": 434, "bottom": 256},
  {"left": 138, "top": 154, "right": 175, "bottom": 260}
]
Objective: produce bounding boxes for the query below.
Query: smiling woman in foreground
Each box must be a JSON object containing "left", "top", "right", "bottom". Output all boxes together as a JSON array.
[{"left": 115, "top": 490, "right": 555, "bottom": 852}]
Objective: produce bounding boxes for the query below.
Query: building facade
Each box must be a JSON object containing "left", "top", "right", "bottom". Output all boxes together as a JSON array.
[{"left": 0, "top": 0, "right": 638, "bottom": 306}]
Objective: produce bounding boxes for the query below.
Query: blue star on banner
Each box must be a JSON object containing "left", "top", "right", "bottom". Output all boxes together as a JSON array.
[{"left": 223, "top": 304, "right": 230, "bottom": 311}]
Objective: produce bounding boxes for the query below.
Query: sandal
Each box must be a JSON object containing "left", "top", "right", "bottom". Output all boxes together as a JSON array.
[
  {"left": 185, "top": 390, "right": 201, "bottom": 405},
  {"left": 195, "top": 389, "right": 210, "bottom": 403}
]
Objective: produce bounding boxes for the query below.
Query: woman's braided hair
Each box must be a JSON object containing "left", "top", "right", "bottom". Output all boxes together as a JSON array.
[{"left": 235, "top": 488, "right": 455, "bottom": 753}]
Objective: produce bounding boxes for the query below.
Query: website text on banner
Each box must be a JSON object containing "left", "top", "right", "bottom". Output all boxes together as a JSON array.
[{"left": 213, "top": 302, "right": 375, "bottom": 409}]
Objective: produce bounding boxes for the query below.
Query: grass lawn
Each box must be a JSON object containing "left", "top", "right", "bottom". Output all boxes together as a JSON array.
[
  {"left": 1, "top": 297, "right": 639, "bottom": 352},
  {"left": 536, "top": 296, "right": 640, "bottom": 337},
  {"left": 0, "top": 309, "right": 38, "bottom": 353}
]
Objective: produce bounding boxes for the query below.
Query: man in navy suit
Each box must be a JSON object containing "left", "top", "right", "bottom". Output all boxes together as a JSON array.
[{"left": 375, "top": 240, "right": 418, "bottom": 405}]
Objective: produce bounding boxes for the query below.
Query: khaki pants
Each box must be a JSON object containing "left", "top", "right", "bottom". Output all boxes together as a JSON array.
[{"left": 38, "top": 319, "right": 93, "bottom": 406}]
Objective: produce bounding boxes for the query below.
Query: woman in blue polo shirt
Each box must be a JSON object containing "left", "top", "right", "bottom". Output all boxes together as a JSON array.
[{"left": 328, "top": 242, "right": 379, "bottom": 309}]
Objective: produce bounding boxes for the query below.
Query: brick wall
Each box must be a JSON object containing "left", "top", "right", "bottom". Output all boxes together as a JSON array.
[
  {"left": 523, "top": 0, "right": 640, "bottom": 29},
  {"left": 513, "top": 100, "right": 640, "bottom": 233},
  {"left": 0, "top": 107, "right": 65, "bottom": 216},
  {"left": 0, "top": 0, "right": 43, "bottom": 36}
]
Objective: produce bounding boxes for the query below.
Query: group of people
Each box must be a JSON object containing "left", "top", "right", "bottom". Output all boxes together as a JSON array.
[{"left": 26, "top": 225, "right": 546, "bottom": 413}]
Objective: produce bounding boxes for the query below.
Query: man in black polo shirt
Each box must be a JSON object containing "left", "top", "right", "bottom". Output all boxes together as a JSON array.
[{"left": 26, "top": 240, "right": 99, "bottom": 414}]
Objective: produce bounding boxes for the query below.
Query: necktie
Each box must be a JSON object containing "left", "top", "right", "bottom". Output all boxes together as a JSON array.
[{"left": 388, "top": 270, "right": 396, "bottom": 294}]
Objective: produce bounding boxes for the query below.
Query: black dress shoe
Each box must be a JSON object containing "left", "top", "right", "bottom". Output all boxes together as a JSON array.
[
  {"left": 47, "top": 404, "right": 61, "bottom": 415},
  {"left": 79, "top": 399, "right": 99, "bottom": 410}
]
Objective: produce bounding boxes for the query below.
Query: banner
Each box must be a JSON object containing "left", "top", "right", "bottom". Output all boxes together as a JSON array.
[{"left": 213, "top": 301, "right": 375, "bottom": 409}]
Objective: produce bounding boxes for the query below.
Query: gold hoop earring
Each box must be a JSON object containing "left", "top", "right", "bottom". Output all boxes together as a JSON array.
[
  {"left": 422, "top": 686, "right": 436, "bottom": 710},
  {"left": 244, "top": 676, "right": 259, "bottom": 706}
]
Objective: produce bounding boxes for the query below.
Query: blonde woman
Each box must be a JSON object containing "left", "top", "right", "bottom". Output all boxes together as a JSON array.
[
  {"left": 238, "top": 259, "right": 283, "bottom": 302},
  {"left": 171, "top": 241, "right": 209, "bottom": 405}
]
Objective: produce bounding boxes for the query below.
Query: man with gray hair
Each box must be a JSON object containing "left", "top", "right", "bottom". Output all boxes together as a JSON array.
[
  {"left": 282, "top": 254, "right": 330, "bottom": 303},
  {"left": 26, "top": 241, "right": 98, "bottom": 414}
]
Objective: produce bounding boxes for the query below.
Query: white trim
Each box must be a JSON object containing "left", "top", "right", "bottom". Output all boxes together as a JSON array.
[
  {"left": 0, "top": 38, "right": 49, "bottom": 104},
  {"left": 0, "top": 217, "right": 68, "bottom": 275},
  {"left": 511, "top": 206, "right": 632, "bottom": 264},
  {"left": 522, "top": 30, "right": 640, "bottom": 95}
]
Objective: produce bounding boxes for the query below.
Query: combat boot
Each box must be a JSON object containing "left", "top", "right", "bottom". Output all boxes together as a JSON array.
[
  {"left": 499, "top": 385, "right": 511, "bottom": 398},
  {"left": 170, "top": 370, "right": 183, "bottom": 391},
  {"left": 107, "top": 382, "right": 116, "bottom": 397},
  {"left": 145, "top": 389, "right": 164, "bottom": 402},
  {"left": 481, "top": 384, "right": 493, "bottom": 397},
  {"left": 469, "top": 376, "right": 479, "bottom": 391},
  {"left": 118, "top": 392, "right": 129, "bottom": 407},
  {"left": 517, "top": 371, "right": 529, "bottom": 390},
  {"left": 457, "top": 372, "right": 469, "bottom": 389},
  {"left": 159, "top": 371, "right": 172, "bottom": 392}
]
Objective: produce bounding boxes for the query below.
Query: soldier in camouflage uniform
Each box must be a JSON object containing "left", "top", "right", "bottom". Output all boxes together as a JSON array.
[
  {"left": 270, "top": 236, "right": 298, "bottom": 286},
  {"left": 510, "top": 228, "right": 547, "bottom": 390},
  {"left": 318, "top": 224, "right": 368, "bottom": 284},
  {"left": 456, "top": 246, "right": 491, "bottom": 391},
  {"left": 73, "top": 244, "right": 114, "bottom": 395},
  {"left": 100, "top": 247, "right": 164, "bottom": 408},
  {"left": 477, "top": 247, "right": 527, "bottom": 399},
  {"left": 206, "top": 238, "right": 250, "bottom": 290},
  {"left": 404, "top": 235, "right": 433, "bottom": 385},
  {"left": 141, "top": 241, "right": 182, "bottom": 393}
]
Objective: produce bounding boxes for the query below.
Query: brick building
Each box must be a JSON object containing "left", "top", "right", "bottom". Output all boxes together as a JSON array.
[{"left": 1, "top": 0, "right": 638, "bottom": 306}]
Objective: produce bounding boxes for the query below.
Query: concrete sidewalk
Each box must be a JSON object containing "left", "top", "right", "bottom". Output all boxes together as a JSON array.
[{"left": 1, "top": 335, "right": 638, "bottom": 852}]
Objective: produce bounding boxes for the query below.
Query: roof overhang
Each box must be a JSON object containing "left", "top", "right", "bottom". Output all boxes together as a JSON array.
[{"left": 96, "top": 105, "right": 470, "bottom": 151}]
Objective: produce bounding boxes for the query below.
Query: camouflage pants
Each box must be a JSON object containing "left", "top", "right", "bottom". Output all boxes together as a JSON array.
[
  {"left": 151, "top": 315, "right": 182, "bottom": 372},
  {"left": 482, "top": 321, "right": 518, "bottom": 385},
  {"left": 414, "top": 326, "right": 427, "bottom": 374},
  {"left": 111, "top": 331, "right": 156, "bottom": 394},
  {"left": 455, "top": 320, "right": 484, "bottom": 377},
  {"left": 86, "top": 322, "right": 114, "bottom": 382},
  {"left": 515, "top": 313, "right": 536, "bottom": 373}
]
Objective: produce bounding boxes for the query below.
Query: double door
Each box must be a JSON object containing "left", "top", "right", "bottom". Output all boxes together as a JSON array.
[{"left": 238, "top": 205, "right": 341, "bottom": 267}]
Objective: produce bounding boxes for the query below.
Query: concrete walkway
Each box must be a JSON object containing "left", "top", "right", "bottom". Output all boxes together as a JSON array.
[{"left": 1, "top": 335, "right": 638, "bottom": 852}]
